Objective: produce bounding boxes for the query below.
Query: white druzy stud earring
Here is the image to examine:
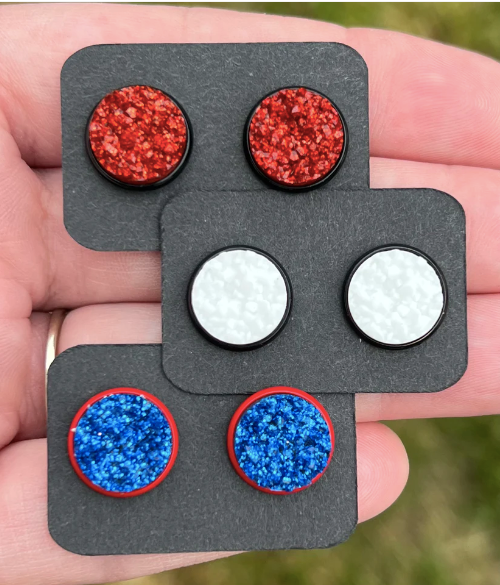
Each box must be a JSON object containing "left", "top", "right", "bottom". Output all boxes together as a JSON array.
[
  {"left": 345, "top": 245, "right": 447, "bottom": 348},
  {"left": 188, "top": 246, "right": 292, "bottom": 350}
]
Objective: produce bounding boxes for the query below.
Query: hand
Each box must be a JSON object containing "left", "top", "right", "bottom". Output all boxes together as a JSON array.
[{"left": 1, "top": 4, "right": 499, "bottom": 584}]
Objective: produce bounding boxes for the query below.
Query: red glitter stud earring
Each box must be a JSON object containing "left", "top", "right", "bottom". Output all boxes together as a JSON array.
[
  {"left": 87, "top": 85, "right": 191, "bottom": 189},
  {"left": 245, "top": 86, "right": 347, "bottom": 191}
]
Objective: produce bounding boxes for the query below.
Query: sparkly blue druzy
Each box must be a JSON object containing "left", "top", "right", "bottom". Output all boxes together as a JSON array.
[
  {"left": 73, "top": 393, "right": 173, "bottom": 493},
  {"left": 233, "top": 394, "right": 332, "bottom": 492}
]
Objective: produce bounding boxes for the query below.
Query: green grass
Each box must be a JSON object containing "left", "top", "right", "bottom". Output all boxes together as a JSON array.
[{"left": 107, "top": 4, "right": 500, "bottom": 585}]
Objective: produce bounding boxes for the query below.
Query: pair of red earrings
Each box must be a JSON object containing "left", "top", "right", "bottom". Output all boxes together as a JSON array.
[
  {"left": 68, "top": 386, "right": 335, "bottom": 498},
  {"left": 87, "top": 85, "right": 347, "bottom": 191}
]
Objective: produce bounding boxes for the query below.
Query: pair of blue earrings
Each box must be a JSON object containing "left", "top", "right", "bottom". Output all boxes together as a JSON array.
[{"left": 68, "top": 386, "right": 334, "bottom": 498}]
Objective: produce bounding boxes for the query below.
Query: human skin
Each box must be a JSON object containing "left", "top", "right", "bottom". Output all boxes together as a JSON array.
[{"left": 0, "top": 4, "right": 500, "bottom": 584}]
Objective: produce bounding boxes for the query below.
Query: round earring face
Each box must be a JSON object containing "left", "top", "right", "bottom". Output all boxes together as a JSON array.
[
  {"left": 246, "top": 86, "right": 346, "bottom": 190},
  {"left": 345, "top": 246, "right": 447, "bottom": 348},
  {"left": 87, "top": 85, "right": 190, "bottom": 188},
  {"left": 227, "top": 387, "right": 334, "bottom": 494},
  {"left": 188, "top": 246, "right": 292, "bottom": 350},
  {"left": 68, "top": 388, "right": 178, "bottom": 497}
]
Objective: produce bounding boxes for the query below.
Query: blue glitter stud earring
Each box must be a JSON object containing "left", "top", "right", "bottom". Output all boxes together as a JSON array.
[
  {"left": 68, "top": 388, "right": 179, "bottom": 498},
  {"left": 227, "top": 387, "right": 334, "bottom": 495}
]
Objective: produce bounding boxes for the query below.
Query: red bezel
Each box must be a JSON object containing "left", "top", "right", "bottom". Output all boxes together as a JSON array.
[
  {"left": 67, "top": 387, "right": 179, "bottom": 498},
  {"left": 227, "top": 386, "right": 335, "bottom": 495}
]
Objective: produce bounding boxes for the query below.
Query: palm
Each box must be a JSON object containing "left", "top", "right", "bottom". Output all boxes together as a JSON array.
[{"left": 0, "top": 4, "right": 499, "bottom": 585}]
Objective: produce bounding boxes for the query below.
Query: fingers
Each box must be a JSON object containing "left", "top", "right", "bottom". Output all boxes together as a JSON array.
[
  {"left": 60, "top": 302, "right": 162, "bottom": 347},
  {"left": 1, "top": 4, "right": 500, "bottom": 169},
  {"left": 0, "top": 426, "right": 407, "bottom": 585},
  {"left": 32, "top": 158, "right": 500, "bottom": 311},
  {"left": 370, "top": 158, "right": 500, "bottom": 294},
  {"left": 356, "top": 423, "right": 409, "bottom": 522},
  {"left": 351, "top": 27, "right": 500, "bottom": 170},
  {"left": 0, "top": 278, "right": 38, "bottom": 448},
  {"left": 0, "top": 310, "right": 50, "bottom": 449}
]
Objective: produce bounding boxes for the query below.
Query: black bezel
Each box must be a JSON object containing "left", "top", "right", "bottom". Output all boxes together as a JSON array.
[
  {"left": 187, "top": 245, "right": 293, "bottom": 351},
  {"left": 85, "top": 85, "right": 192, "bottom": 190},
  {"left": 244, "top": 86, "right": 349, "bottom": 193},
  {"left": 344, "top": 244, "right": 449, "bottom": 350}
]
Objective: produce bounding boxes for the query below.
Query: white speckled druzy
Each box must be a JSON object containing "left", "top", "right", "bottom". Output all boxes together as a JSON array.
[
  {"left": 190, "top": 248, "right": 289, "bottom": 346},
  {"left": 347, "top": 248, "right": 445, "bottom": 346}
]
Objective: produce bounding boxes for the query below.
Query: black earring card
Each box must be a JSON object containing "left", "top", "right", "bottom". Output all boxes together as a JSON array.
[
  {"left": 61, "top": 42, "right": 368, "bottom": 251},
  {"left": 161, "top": 188, "right": 467, "bottom": 396},
  {"left": 47, "top": 345, "right": 357, "bottom": 555}
]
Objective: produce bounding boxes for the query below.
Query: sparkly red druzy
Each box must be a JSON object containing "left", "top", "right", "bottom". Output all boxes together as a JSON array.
[
  {"left": 247, "top": 87, "right": 345, "bottom": 188},
  {"left": 88, "top": 85, "right": 188, "bottom": 186}
]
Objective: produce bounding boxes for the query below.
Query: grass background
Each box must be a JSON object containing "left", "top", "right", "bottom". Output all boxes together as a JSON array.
[{"left": 106, "top": 3, "right": 500, "bottom": 585}]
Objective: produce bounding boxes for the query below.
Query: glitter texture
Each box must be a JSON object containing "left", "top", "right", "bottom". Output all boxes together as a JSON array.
[
  {"left": 72, "top": 393, "right": 173, "bottom": 493},
  {"left": 233, "top": 393, "right": 332, "bottom": 492},
  {"left": 88, "top": 85, "right": 188, "bottom": 186},
  {"left": 247, "top": 87, "right": 345, "bottom": 188},
  {"left": 347, "top": 248, "right": 445, "bottom": 346},
  {"left": 190, "top": 248, "right": 289, "bottom": 347}
]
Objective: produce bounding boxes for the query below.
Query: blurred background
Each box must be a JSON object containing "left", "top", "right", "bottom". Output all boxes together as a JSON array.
[{"left": 107, "top": 3, "right": 500, "bottom": 585}]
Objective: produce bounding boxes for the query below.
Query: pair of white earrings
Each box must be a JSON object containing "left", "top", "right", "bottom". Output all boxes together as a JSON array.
[{"left": 188, "top": 244, "right": 447, "bottom": 351}]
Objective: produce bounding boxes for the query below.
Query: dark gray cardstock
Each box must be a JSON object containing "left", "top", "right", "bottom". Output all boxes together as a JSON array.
[
  {"left": 61, "top": 42, "right": 368, "bottom": 251},
  {"left": 161, "top": 189, "right": 467, "bottom": 396},
  {"left": 47, "top": 345, "right": 357, "bottom": 555},
  {"left": 52, "top": 41, "right": 468, "bottom": 556}
]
